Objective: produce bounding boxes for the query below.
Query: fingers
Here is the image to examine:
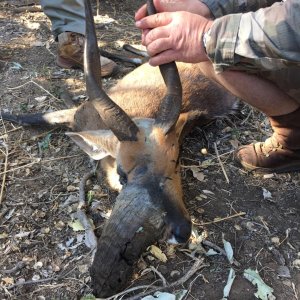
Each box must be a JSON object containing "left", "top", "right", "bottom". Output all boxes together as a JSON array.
[
  {"left": 135, "top": 13, "right": 173, "bottom": 30},
  {"left": 143, "top": 26, "right": 170, "bottom": 46},
  {"left": 135, "top": 3, "right": 147, "bottom": 21},
  {"left": 141, "top": 28, "right": 150, "bottom": 45},
  {"left": 146, "top": 37, "right": 172, "bottom": 56},
  {"left": 148, "top": 50, "right": 179, "bottom": 66}
]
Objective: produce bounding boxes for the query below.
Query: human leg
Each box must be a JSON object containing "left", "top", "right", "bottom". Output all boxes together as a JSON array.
[
  {"left": 41, "top": 0, "right": 118, "bottom": 77},
  {"left": 41, "top": 0, "right": 85, "bottom": 37},
  {"left": 198, "top": 62, "right": 300, "bottom": 116},
  {"left": 198, "top": 62, "right": 300, "bottom": 173},
  {"left": 55, "top": 31, "right": 118, "bottom": 77}
]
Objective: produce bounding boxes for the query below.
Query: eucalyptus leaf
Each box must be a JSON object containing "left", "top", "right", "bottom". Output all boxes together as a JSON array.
[{"left": 244, "top": 268, "right": 276, "bottom": 300}]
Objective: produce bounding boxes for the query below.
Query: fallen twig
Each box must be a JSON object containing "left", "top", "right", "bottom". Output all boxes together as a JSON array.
[
  {"left": 214, "top": 142, "right": 229, "bottom": 184},
  {"left": 194, "top": 212, "right": 246, "bottom": 226},
  {"left": 1, "top": 262, "right": 25, "bottom": 275},
  {"left": 149, "top": 266, "right": 167, "bottom": 287},
  {"left": 77, "top": 171, "right": 99, "bottom": 257},
  {"left": 106, "top": 257, "right": 206, "bottom": 300},
  {"left": 202, "top": 240, "right": 240, "bottom": 267},
  {"left": 278, "top": 228, "right": 291, "bottom": 247},
  {"left": 292, "top": 282, "right": 298, "bottom": 300},
  {"left": 241, "top": 109, "right": 253, "bottom": 125},
  {"left": 0, "top": 143, "right": 8, "bottom": 205},
  {"left": 8, "top": 80, "right": 61, "bottom": 102},
  {"left": 6, "top": 264, "right": 76, "bottom": 290},
  {"left": 13, "top": 5, "right": 42, "bottom": 13},
  {"left": 78, "top": 171, "right": 96, "bottom": 209},
  {"left": 0, "top": 116, "right": 9, "bottom": 205},
  {"left": 99, "top": 284, "right": 160, "bottom": 300},
  {"left": 0, "top": 126, "right": 23, "bottom": 137}
]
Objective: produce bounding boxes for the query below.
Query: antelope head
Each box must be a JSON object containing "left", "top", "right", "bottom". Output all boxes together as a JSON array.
[{"left": 67, "top": 0, "right": 191, "bottom": 245}]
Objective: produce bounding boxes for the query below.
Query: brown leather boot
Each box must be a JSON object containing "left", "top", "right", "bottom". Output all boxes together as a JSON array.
[
  {"left": 56, "top": 32, "right": 118, "bottom": 77},
  {"left": 235, "top": 106, "right": 300, "bottom": 173}
]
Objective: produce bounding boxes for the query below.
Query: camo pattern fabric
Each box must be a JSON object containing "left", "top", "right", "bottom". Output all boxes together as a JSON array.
[
  {"left": 202, "top": 0, "right": 300, "bottom": 102},
  {"left": 202, "top": 0, "right": 278, "bottom": 18}
]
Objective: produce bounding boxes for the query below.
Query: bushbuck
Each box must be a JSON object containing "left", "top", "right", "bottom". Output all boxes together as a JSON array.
[{"left": 1, "top": 0, "right": 238, "bottom": 296}]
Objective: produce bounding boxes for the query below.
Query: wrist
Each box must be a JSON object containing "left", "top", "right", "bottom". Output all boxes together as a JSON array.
[
  {"left": 191, "top": 0, "right": 213, "bottom": 18},
  {"left": 202, "top": 20, "right": 213, "bottom": 56}
]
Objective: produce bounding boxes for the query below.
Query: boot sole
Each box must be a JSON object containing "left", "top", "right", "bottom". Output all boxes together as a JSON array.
[
  {"left": 239, "top": 160, "right": 300, "bottom": 174},
  {"left": 56, "top": 56, "right": 119, "bottom": 77},
  {"left": 57, "top": 56, "right": 81, "bottom": 69}
]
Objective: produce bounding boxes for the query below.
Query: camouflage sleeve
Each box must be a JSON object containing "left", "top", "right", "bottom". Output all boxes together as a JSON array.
[
  {"left": 205, "top": 0, "right": 300, "bottom": 73},
  {"left": 201, "top": 0, "right": 279, "bottom": 18}
]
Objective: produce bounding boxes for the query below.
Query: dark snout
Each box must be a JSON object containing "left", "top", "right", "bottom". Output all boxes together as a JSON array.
[
  {"left": 142, "top": 180, "right": 192, "bottom": 244},
  {"left": 164, "top": 212, "right": 192, "bottom": 244},
  {"left": 170, "top": 219, "right": 192, "bottom": 244}
]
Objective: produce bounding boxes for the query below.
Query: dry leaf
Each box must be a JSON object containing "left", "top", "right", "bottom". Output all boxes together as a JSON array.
[
  {"left": 271, "top": 237, "right": 280, "bottom": 246},
  {"left": 148, "top": 245, "right": 167, "bottom": 263},
  {"left": 222, "top": 234, "right": 234, "bottom": 264},
  {"left": 262, "top": 188, "right": 272, "bottom": 200},
  {"left": 68, "top": 220, "right": 84, "bottom": 232},
  {"left": 190, "top": 166, "right": 206, "bottom": 182},
  {"left": 30, "top": 41, "right": 45, "bottom": 47},
  {"left": 229, "top": 139, "right": 239, "bottom": 149},
  {"left": 2, "top": 277, "right": 14, "bottom": 285},
  {"left": 201, "top": 159, "right": 213, "bottom": 168},
  {"left": 222, "top": 268, "right": 236, "bottom": 299},
  {"left": 263, "top": 174, "right": 274, "bottom": 179},
  {"left": 35, "top": 96, "right": 47, "bottom": 102},
  {"left": 0, "top": 232, "right": 8, "bottom": 239},
  {"left": 202, "top": 190, "right": 214, "bottom": 195},
  {"left": 293, "top": 259, "right": 300, "bottom": 269},
  {"left": 244, "top": 269, "right": 276, "bottom": 300}
]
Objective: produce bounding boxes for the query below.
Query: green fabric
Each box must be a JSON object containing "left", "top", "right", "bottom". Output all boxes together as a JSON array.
[
  {"left": 41, "top": 0, "right": 85, "bottom": 38},
  {"left": 201, "top": 0, "right": 278, "bottom": 18},
  {"left": 202, "top": 0, "right": 300, "bottom": 101},
  {"left": 204, "top": 0, "right": 300, "bottom": 72}
]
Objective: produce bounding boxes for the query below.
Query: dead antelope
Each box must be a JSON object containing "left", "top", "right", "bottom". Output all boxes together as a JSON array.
[{"left": 1, "top": 0, "right": 238, "bottom": 296}]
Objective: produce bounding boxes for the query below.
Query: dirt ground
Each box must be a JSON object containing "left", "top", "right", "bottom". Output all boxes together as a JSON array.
[{"left": 0, "top": 1, "right": 299, "bottom": 299}]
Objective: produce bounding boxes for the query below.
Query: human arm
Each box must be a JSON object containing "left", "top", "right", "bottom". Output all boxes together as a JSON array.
[
  {"left": 135, "top": 11, "right": 213, "bottom": 66},
  {"left": 206, "top": 0, "right": 300, "bottom": 72},
  {"left": 202, "top": 0, "right": 279, "bottom": 19},
  {"left": 136, "top": 0, "right": 300, "bottom": 71},
  {"left": 135, "top": 0, "right": 279, "bottom": 21},
  {"left": 135, "top": 0, "right": 213, "bottom": 20}
]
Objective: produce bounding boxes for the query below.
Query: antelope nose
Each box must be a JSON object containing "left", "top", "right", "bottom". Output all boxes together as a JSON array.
[{"left": 168, "top": 220, "right": 192, "bottom": 244}]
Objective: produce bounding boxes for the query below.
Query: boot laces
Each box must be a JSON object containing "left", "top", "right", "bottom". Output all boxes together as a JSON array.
[
  {"left": 260, "top": 135, "right": 283, "bottom": 157},
  {"left": 69, "top": 33, "right": 84, "bottom": 52}
]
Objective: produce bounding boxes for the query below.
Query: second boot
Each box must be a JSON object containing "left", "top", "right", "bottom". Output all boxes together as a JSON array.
[{"left": 235, "top": 106, "right": 300, "bottom": 173}]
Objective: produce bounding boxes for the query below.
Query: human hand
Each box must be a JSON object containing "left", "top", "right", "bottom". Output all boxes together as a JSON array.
[
  {"left": 135, "top": 11, "right": 213, "bottom": 66},
  {"left": 135, "top": 0, "right": 212, "bottom": 21}
]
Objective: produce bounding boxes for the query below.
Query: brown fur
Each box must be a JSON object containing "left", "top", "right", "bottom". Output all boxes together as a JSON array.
[{"left": 2, "top": 60, "right": 238, "bottom": 242}]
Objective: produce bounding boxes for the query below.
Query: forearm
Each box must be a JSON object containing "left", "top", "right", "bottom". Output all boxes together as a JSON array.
[
  {"left": 205, "top": 0, "right": 300, "bottom": 72},
  {"left": 201, "top": 0, "right": 279, "bottom": 18}
]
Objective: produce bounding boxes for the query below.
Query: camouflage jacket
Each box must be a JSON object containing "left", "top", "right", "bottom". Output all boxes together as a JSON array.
[{"left": 202, "top": 0, "right": 300, "bottom": 72}]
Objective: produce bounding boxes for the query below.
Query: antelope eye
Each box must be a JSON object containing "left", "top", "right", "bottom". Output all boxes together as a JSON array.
[{"left": 117, "top": 166, "right": 128, "bottom": 186}]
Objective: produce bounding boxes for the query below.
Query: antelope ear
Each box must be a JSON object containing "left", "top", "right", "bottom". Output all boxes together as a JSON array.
[
  {"left": 175, "top": 112, "right": 189, "bottom": 138},
  {"left": 66, "top": 130, "right": 119, "bottom": 160}
]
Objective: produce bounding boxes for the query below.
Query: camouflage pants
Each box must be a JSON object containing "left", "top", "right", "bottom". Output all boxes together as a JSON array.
[
  {"left": 41, "top": 0, "right": 85, "bottom": 38},
  {"left": 260, "top": 66, "right": 300, "bottom": 104}
]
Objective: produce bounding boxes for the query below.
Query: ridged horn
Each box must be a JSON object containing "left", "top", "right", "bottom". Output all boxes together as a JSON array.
[
  {"left": 84, "top": 0, "right": 139, "bottom": 141},
  {"left": 147, "top": 0, "right": 183, "bottom": 135}
]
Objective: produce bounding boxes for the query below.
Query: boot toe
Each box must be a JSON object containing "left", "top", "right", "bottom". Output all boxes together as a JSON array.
[
  {"left": 57, "top": 32, "right": 119, "bottom": 77},
  {"left": 100, "top": 59, "right": 119, "bottom": 77},
  {"left": 235, "top": 144, "right": 260, "bottom": 171}
]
